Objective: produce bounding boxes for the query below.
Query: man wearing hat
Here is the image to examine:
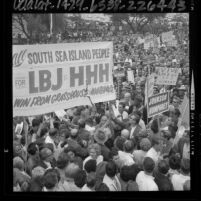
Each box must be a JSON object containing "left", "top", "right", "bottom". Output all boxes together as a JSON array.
[{"left": 94, "top": 128, "right": 110, "bottom": 161}]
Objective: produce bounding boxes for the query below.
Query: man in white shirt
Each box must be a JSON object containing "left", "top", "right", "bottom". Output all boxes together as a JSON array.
[
  {"left": 136, "top": 157, "right": 159, "bottom": 191},
  {"left": 171, "top": 158, "right": 190, "bottom": 191},
  {"left": 118, "top": 140, "right": 135, "bottom": 166},
  {"left": 103, "top": 161, "right": 121, "bottom": 191},
  {"left": 45, "top": 128, "right": 58, "bottom": 151},
  {"left": 145, "top": 136, "right": 163, "bottom": 164}
]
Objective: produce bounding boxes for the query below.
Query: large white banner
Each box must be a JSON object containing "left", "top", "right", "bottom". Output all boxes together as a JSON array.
[
  {"left": 13, "top": 42, "right": 116, "bottom": 117},
  {"left": 161, "top": 31, "right": 175, "bottom": 43},
  {"left": 155, "top": 67, "right": 180, "bottom": 85}
]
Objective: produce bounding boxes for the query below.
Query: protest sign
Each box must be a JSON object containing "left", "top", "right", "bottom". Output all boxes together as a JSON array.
[
  {"left": 161, "top": 31, "right": 175, "bottom": 43},
  {"left": 144, "top": 35, "right": 159, "bottom": 50},
  {"left": 127, "top": 70, "right": 135, "bottom": 84},
  {"left": 167, "top": 39, "right": 178, "bottom": 47},
  {"left": 147, "top": 92, "right": 169, "bottom": 118},
  {"left": 145, "top": 73, "right": 155, "bottom": 105},
  {"left": 155, "top": 67, "right": 180, "bottom": 85},
  {"left": 55, "top": 110, "right": 66, "bottom": 121},
  {"left": 13, "top": 42, "right": 116, "bottom": 116},
  {"left": 114, "top": 70, "right": 125, "bottom": 78}
]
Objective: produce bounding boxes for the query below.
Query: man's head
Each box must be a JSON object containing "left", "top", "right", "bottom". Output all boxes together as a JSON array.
[
  {"left": 118, "top": 102, "right": 125, "bottom": 113},
  {"left": 86, "top": 172, "right": 96, "bottom": 189},
  {"left": 129, "top": 113, "right": 140, "bottom": 126},
  {"left": 74, "top": 169, "right": 87, "bottom": 188},
  {"left": 140, "top": 138, "right": 151, "bottom": 152},
  {"left": 100, "top": 115, "right": 108, "bottom": 125},
  {"left": 169, "top": 155, "right": 181, "bottom": 170},
  {"left": 43, "top": 168, "right": 60, "bottom": 190},
  {"left": 120, "top": 166, "right": 130, "bottom": 182},
  {"left": 124, "top": 93, "right": 131, "bottom": 102},
  {"left": 172, "top": 96, "right": 180, "bottom": 108},
  {"left": 64, "top": 146, "right": 76, "bottom": 162},
  {"left": 84, "top": 159, "right": 97, "bottom": 174},
  {"left": 40, "top": 147, "right": 53, "bottom": 162},
  {"left": 31, "top": 166, "right": 45, "bottom": 179},
  {"left": 121, "top": 129, "right": 130, "bottom": 140},
  {"left": 105, "top": 161, "right": 117, "bottom": 178},
  {"left": 32, "top": 119, "right": 41, "bottom": 133},
  {"left": 143, "top": 157, "right": 155, "bottom": 174},
  {"left": 65, "top": 163, "right": 80, "bottom": 180},
  {"left": 27, "top": 142, "right": 39, "bottom": 156},
  {"left": 123, "top": 140, "right": 134, "bottom": 153},
  {"left": 56, "top": 152, "right": 69, "bottom": 170},
  {"left": 70, "top": 129, "right": 78, "bottom": 139},
  {"left": 158, "top": 160, "right": 170, "bottom": 175},
  {"left": 13, "top": 156, "right": 25, "bottom": 171}
]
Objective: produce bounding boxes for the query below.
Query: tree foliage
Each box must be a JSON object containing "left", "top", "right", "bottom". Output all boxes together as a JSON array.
[
  {"left": 12, "top": 14, "right": 65, "bottom": 43},
  {"left": 109, "top": 13, "right": 167, "bottom": 34}
]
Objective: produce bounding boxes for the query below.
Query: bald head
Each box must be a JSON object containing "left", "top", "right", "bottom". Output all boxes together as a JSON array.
[
  {"left": 121, "top": 129, "right": 130, "bottom": 139},
  {"left": 65, "top": 163, "right": 80, "bottom": 180},
  {"left": 71, "top": 129, "right": 78, "bottom": 136},
  {"left": 124, "top": 93, "right": 131, "bottom": 99}
]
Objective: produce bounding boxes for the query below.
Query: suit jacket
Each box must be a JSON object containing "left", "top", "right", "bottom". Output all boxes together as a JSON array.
[
  {"left": 154, "top": 171, "right": 173, "bottom": 191},
  {"left": 129, "top": 124, "right": 142, "bottom": 144}
]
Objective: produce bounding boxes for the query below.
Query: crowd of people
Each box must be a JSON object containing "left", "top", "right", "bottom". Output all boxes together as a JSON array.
[{"left": 13, "top": 21, "right": 190, "bottom": 192}]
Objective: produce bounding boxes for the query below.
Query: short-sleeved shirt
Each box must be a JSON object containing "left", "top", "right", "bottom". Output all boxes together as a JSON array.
[{"left": 136, "top": 171, "right": 159, "bottom": 191}]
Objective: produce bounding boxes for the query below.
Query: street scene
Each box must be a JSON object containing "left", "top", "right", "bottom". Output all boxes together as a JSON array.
[{"left": 13, "top": 13, "right": 190, "bottom": 191}]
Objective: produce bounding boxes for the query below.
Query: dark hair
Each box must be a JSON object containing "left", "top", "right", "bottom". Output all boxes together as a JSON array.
[
  {"left": 27, "top": 143, "right": 38, "bottom": 155},
  {"left": 130, "top": 113, "right": 140, "bottom": 124},
  {"left": 151, "top": 119, "right": 159, "bottom": 134},
  {"left": 143, "top": 157, "right": 155, "bottom": 173},
  {"left": 110, "top": 147, "right": 119, "bottom": 157},
  {"left": 84, "top": 159, "right": 97, "bottom": 173},
  {"left": 120, "top": 166, "right": 130, "bottom": 182},
  {"left": 49, "top": 128, "right": 58, "bottom": 137},
  {"left": 56, "top": 152, "right": 69, "bottom": 169},
  {"left": 124, "top": 140, "right": 134, "bottom": 153},
  {"left": 169, "top": 155, "right": 181, "bottom": 170},
  {"left": 74, "top": 169, "right": 86, "bottom": 188},
  {"left": 105, "top": 160, "right": 117, "bottom": 178},
  {"left": 78, "top": 119, "right": 86, "bottom": 128},
  {"left": 59, "top": 129, "right": 70, "bottom": 139},
  {"left": 43, "top": 169, "right": 59, "bottom": 189},
  {"left": 29, "top": 177, "right": 43, "bottom": 192},
  {"left": 174, "top": 108, "right": 181, "bottom": 118},
  {"left": 119, "top": 102, "right": 125, "bottom": 108},
  {"left": 95, "top": 183, "right": 109, "bottom": 191},
  {"left": 53, "top": 121, "right": 60, "bottom": 130},
  {"left": 86, "top": 172, "right": 96, "bottom": 188},
  {"left": 114, "top": 136, "right": 126, "bottom": 151},
  {"left": 128, "top": 164, "right": 141, "bottom": 181},
  {"left": 180, "top": 158, "right": 190, "bottom": 175},
  {"left": 32, "top": 119, "right": 40, "bottom": 128},
  {"left": 64, "top": 146, "right": 76, "bottom": 156},
  {"left": 40, "top": 127, "right": 48, "bottom": 138},
  {"left": 158, "top": 160, "right": 170, "bottom": 175}
]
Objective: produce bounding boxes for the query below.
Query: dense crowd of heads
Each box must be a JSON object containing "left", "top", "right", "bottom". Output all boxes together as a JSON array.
[{"left": 13, "top": 23, "right": 190, "bottom": 192}]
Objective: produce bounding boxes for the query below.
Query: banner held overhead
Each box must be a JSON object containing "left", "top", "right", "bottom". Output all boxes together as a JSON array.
[{"left": 13, "top": 42, "right": 116, "bottom": 117}]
